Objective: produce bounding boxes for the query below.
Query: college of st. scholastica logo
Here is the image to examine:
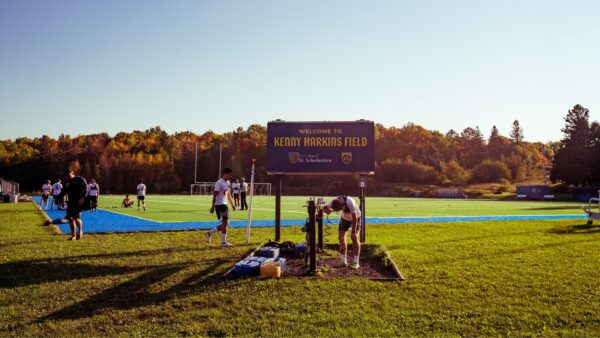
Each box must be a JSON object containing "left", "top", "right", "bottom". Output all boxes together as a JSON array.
[
  {"left": 341, "top": 152, "right": 352, "bottom": 165},
  {"left": 288, "top": 152, "right": 300, "bottom": 164}
]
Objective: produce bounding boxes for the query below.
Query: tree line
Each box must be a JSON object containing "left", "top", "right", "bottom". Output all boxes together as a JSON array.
[{"left": 0, "top": 121, "right": 553, "bottom": 194}]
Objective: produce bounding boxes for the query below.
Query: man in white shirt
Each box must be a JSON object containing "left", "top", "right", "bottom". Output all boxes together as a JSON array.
[
  {"left": 323, "top": 195, "right": 362, "bottom": 269},
  {"left": 40, "top": 180, "right": 52, "bottom": 210},
  {"left": 137, "top": 178, "right": 147, "bottom": 211},
  {"left": 240, "top": 178, "right": 248, "bottom": 210},
  {"left": 87, "top": 178, "right": 100, "bottom": 212},
  {"left": 232, "top": 179, "right": 241, "bottom": 209},
  {"left": 205, "top": 168, "right": 237, "bottom": 247},
  {"left": 51, "top": 179, "right": 63, "bottom": 210}
]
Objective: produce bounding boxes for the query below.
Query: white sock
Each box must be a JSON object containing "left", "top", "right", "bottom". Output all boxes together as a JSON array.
[
  {"left": 353, "top": 256, "right": 359, "bottom": 264},
  {"left": 209, "top": 228, "right": 219, "bottom": 235},
  {"left": 221, "top": 233, "right": 227, "bottom": 243},
  {"left": 340, "top": 254, "right": 347, "bottom": 263}
]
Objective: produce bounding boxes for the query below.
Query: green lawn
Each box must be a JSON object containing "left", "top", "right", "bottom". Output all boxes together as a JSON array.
[
  {"left": 97, "top": 195, "right": 585, "bottom": 222},
  {"left": 1, "top": 202, "right": 600, "bottom": 336}
]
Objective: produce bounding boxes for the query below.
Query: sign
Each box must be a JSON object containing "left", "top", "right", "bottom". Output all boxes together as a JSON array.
[{"left": 267, "top": 120, "right": 375, "bottom": 174}]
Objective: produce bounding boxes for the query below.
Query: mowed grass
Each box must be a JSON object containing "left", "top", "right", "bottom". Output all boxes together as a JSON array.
[
  {"left": 97, "top": 195, "right": 584, "bottom": 222},
  {"left": 2, "top": 202, "right": 600, "bottom": 336}
]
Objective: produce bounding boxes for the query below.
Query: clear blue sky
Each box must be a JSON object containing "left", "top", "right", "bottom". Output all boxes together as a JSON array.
[{"left": 1, "top": 0, "right": 599, "bottom": 142}]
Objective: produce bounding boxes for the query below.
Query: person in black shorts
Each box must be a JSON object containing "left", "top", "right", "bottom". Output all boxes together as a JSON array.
[
  {"left": 323, "top": 195, "right": 362, "bottom": 269},
  {"left": 59, "top": 169, "right": 88, "bottom": 241},
  {"left": 205, "top": 168, "right": 237, "bottom": 247}
]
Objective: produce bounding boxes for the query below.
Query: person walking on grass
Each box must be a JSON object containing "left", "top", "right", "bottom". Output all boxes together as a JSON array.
[
  {"left": 205, "top": 168, "right": 237, "bottom": 247},
  {"left": 87, "top": 178, "right": 100, "bottom": 212},
  {"left": 58, "top": 169, "right": 88, "bottom": 241},
  {"left": 40, "top": 180, "right": 52, "bottom": 210},
  {"left": 323, "top": 195, "right": 362, "bottom": 269},
  {"left": 136, "top": 178, "right": 147, "bottom": 211},
  {"left": 240, "top": 177, "right": 248, "bottom": 210},
  {"left": 232, "top": 179, "right": 241, "bottom": 209}
]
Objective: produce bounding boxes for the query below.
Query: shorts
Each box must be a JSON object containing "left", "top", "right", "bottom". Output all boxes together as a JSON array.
[
  {"left": 42, "top": 194, "right": 49, "bottom": 202},
  {"left": 215, "top": 204, "right": 229, "bottom": 221},
  {"left": 53, "top": 195, "right": 62, "bottom": 203},
  {"left": 233, "top": 193, "right": 239, "bottom": 199},
  {"left": 339, "top": 218, "right": 361, "bottom": 233},
  {"left": 89, "top": 195, "right": 98, "bottom": 208},
  {"left": 137, "top": 196, "right": 145, "bottom": 201},
  {"left": 65, "top": 206, "right": 82, "bottom": 221}
]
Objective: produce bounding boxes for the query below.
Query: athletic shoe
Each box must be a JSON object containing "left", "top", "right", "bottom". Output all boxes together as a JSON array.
[
  {"left": 76, "top": 233, "right": 83, "bottom": 240},
  {"left": 69, "top": 235, "right": 77, "bottom": 241},
  {"left": 204, "top": 231, "right": 212, "bottom": 244},
  {"left": 221, "top": 241, "right": 233, "bottom": 247},
  {"left": 335, "top": 261, "right": 348, "bottom": 268},
  {"left": 350, "top": 262, "right": 360, "bottom": 269}
]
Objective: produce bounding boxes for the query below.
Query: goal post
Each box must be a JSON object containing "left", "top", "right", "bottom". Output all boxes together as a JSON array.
[{"left": 190, "top": 182, "right": 271, "bottom": 196}]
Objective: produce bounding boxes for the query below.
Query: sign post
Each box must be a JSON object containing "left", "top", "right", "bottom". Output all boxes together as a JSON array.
[{"left": 267, "top": 120, "right": 375, "bottom": 244}]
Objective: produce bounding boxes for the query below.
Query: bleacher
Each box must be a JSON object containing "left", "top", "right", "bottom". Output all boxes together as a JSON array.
[{"left": 433, "top": 187, "right": 467, "bottom": 199}]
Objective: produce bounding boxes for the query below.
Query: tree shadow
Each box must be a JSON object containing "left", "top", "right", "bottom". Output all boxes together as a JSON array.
[
  {"left": 35, "top": 257, "right": 230, "bottom": 323},
  {"left": 526, "top": 206, "right": 581, "bottom": 211},
  {"left": 0, "top": 247, "right": 211, "bottom": 289},
  {"left": 548, "top": 223, "right": 600, "bottom": 235}
]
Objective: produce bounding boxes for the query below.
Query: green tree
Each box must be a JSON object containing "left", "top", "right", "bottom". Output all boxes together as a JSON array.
[{"left": 551, "top": 104, "right": 592, "bottom": 185}]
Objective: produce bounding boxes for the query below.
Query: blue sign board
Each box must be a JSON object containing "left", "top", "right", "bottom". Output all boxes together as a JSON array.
[{"left": 267, "top": 120, "right": 375, "bottom": 174}]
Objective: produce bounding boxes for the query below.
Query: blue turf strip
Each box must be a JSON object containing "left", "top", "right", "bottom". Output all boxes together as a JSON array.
[{"left": 32, "top": 197, "right": 588, "bottom": 234}]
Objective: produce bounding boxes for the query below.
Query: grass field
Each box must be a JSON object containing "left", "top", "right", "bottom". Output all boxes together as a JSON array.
[
  {"left": 97, "top": 195, "right": 585, "bottom": 222},
  {"left": 2, "top": 201, "right": 600, "bottom": 336}
]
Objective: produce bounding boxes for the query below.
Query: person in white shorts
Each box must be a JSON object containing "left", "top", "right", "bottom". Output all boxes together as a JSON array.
[
  {"left": 323, "top": 195, "right": 362, "bottom": 269},
  {"left": 40, "top": 180, "right": 52, "bottom": 210},
  {"left": 205, "top": 168, "right": 237, "bottom": 247},
  {"left": 136, "top": 178, "right": 147, "bottom": 211},
  {"left": 51, "top": 179, "right": 63, "bottom": 210}
]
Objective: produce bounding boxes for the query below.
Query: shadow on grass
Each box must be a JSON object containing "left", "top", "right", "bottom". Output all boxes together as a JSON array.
[
  {"left": 35, "top": 257, "right": 229, "bottom": 323},
  {"left": 526, "top": 206, "right": 581, "bottom": 211},
  {"left": 548, "top": 223, "right": 600, "bottom": 235},
  {"left": 0, "top": 247, "right": 214, "bottom": 289}
]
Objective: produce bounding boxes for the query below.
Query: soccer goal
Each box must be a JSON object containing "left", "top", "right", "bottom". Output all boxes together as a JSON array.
[
  {"left": 190, "top": 182, "right": 215, "bottom": 196},
  {"left": 190, "top": 182, "right": 272, "bottom": 196}
]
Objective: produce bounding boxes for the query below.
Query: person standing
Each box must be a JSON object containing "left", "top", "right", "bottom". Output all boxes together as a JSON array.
[
  {"left": 323, "top": 195, "right": 362, "bottom": 269},
  {"left": 51, "top": 179, "right": 63, "bottom": 210},
  {"left": 58, "top": 169, "right": 88, "bottom": 241},
  {"left": 136, "top": 178, "right": 147, "bottom": 211},
  {"left": 40, "top": 180, "right": 52, "bottom": 210},
  {"left": 232, "top": 179, "right": 241, "bottom": 209},
  {"left": 240, "top": 177, "right": 248, "bottom": 210},
  {"left": 205, "top": 168, "right": 237, "bottom": 247},
  {"left": 87, "top": 178, "right": 100, "bottom": 212}
]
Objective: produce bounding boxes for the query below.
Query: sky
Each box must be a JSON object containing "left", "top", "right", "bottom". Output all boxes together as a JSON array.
[{"left": 1, "top": 0, "right": 600, "bottom": 142}]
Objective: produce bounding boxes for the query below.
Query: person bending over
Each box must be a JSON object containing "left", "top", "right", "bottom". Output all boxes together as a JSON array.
[{"left": 323, "top": 195, "right": 362, "bottom": 269}]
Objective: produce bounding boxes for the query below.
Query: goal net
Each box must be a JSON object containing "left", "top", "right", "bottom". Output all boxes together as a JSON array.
[{"left": 190, "top": 182, "right": 272, "bottom": 196}]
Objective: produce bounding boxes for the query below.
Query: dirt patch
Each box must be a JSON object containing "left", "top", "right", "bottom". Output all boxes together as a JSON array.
[{"left": 228, "top": 243, "right": 404, "bottom": 280}]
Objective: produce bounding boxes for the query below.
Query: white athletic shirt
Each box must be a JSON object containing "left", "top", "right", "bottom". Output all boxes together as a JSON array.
[
  {"left": 52, "top": 183, "right": 62, "bottom": 195},
  {"left": 241, "top": 182, "right": 248, "bottom": 193},
  {"left": 214, "top": 178, "right": 229, "bottom": 206},
  {"left": 88, "top": 183, "right": 99, "bottom": 196},
  {"left": 137, "top": 183, "right": 147, "bottom": 197},
  {"left": 42, "top": 183, "right": 51, "bottom": 195},
  {"left": 232, "top": 183, "right": 240, "bottom": 194},
  {"left": 326, "top": 196, "right": 361, "bottom": 221}
]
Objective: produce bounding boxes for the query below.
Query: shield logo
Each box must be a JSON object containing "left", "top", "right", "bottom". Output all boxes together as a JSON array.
[
  {"left": 288, "top": 152, "right": 300, "bottom": 164},
  {"left": 341, "top": 152, "right": 352, "bottom": 165}
]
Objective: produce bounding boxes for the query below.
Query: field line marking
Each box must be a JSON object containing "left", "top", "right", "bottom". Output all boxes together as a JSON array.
[{"left": 98, "top": 208, "right": 162, "bottom": 223}]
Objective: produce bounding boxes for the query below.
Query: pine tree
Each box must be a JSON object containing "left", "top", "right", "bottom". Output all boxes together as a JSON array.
[
  {"left": 509, "top": 120, "right": 524, "bottom": 143},
  {"left": 551, "top": 104, "right": 592, "bottom": 185}
]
